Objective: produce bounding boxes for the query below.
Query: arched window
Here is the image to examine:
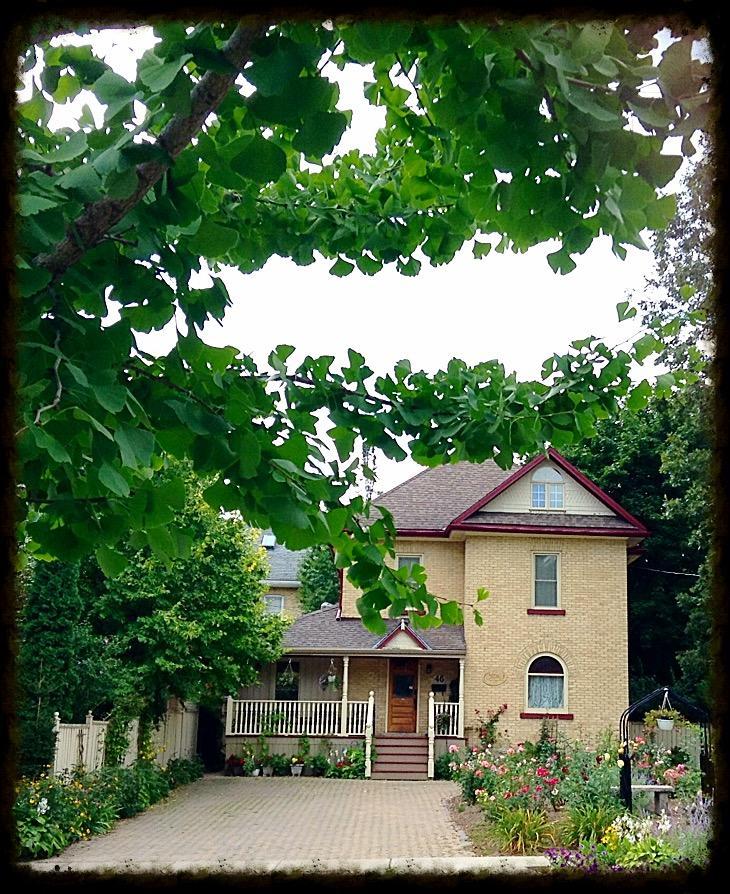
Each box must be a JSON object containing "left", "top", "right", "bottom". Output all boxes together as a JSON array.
[
  {"left": 531, "top": 466, "right": 564, "bottom": 510},
  {"left": 527, "top": 655, "right": 565, "bottom": 708}
]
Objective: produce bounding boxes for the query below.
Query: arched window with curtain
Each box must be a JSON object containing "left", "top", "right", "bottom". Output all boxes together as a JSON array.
[
  {"left": 531, "top": 466, "right": 564, "bottom": 510},
  {"left": 527, "top": 655, "right": 566, "bottom": 708}
]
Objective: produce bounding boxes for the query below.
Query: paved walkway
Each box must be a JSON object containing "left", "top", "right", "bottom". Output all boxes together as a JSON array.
[{"left": 27, "top": 776, "right": 537, "bottom": 873}]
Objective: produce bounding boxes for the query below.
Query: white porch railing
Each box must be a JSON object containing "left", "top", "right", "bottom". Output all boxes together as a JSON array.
[
  {"left": 434, "top": 702, "right": 460, "bottom": 737},
  {"left": 226, "top": 699, "right": 369, "bottom": 737}
]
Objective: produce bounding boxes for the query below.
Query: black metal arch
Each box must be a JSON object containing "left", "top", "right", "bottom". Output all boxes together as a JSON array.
[{"left": 618, "top": 686, "right": 712, "bottom": 811}]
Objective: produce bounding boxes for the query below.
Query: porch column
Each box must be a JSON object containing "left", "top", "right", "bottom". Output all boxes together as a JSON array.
[
  {"left": 339, "top": 656, "right": 350, "bottom": 736},
  {"left": 457, "top": 658, "right": 465, "bottom": 738}
]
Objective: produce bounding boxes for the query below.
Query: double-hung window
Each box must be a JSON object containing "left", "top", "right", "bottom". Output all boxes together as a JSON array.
[
  {"left": 534, "top": 554, "right": 559, "bottom": 607},
  {"left": 397, "top": 555, "right": 422, "bottom": 574},
  {"left": 264, "top": 594, "right": 284, "bottom": 616}
]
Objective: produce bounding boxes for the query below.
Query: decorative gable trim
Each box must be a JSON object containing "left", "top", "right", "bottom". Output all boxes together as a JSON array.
[
  {"left": 448, "top": 448, "right": 649, "bottom": 536},
  {"left": 374, "top": 618, "right": 430, "bottom": 651}
]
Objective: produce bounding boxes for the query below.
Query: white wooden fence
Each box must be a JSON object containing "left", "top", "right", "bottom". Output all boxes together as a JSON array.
[
  {"left": 628, "top": 721, "right": 703, "bottom": 768},
  {"left": 52, "top": 699, "right": 199, "bottom": 776}
]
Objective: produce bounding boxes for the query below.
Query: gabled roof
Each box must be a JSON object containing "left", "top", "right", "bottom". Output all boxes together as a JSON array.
[
  {"left": 284, "top": 605, "right": 465, "bottom": 654},
  {"left": 258, "top": 529, "right": 305, "bottom": 583},
  {"left": 374, "top": 448, "right": 648, "bottom": 539}
]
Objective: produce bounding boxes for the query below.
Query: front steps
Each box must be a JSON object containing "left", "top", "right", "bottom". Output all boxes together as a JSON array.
[{"left": 371, "top": 734, "right": 429, "bottom": 780}]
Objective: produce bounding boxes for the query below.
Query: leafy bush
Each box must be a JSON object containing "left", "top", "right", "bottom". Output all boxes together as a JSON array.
[
  {"left": 269, "top": 753, "right": 292, "bottom": 776},
  {"left": 616, "top": 836, "right": 680, "bottom": 870},
  {"left": 305, "top": 754, "right": 330, "bottom": 776},
  {"left": 325, "top": 746, "right": 367, "bottom": 779},
  {"left": 435, "top": 752, "right": 455, "bottom": 780},
  {"left": 562, "top": 802, "right": 622, "bottom": 847},
  {"left": 13, "top": 770, "right": 117, "bottom": 859},
  {"left": 166, "top": 756, "right": 204, "bottom": 787},
  {"left": 489, "top": 805, "right": 553, "bottom": 854},
  {"left": 15, "top": 757, "right": 206, "bottom": 859}
]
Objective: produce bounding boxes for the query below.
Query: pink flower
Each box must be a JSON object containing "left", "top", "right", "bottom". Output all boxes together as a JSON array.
[
  {"left": 448, "top": 744, "right": 459, "bottom": 753},
  {"left": 507, "top": 747, "right": 515, "bottom": 755},
  {"left": 475, "top": 769, "right": 483, "bottom": 778},
  {"left": 536, "top": 767, "right": 549, "bottom": 778},
  {"left": 516, "top": 743, "right": 525, "bottom": 753},
  {"left": 547, "top": 777, "right": 558, "bottom": 786},
  {"left": 503, "top": 791, "right": 512, "bottom": 799},
  {"left": 535, "top": 785, "right": 543, "bottom": 792},
  {"left": 520, "top": 785, "right": 530, "bottom": 794}
]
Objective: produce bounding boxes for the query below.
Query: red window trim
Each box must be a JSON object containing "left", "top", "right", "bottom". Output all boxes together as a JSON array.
[
  {"left": 520, "top": 712, "right": 574, "bottom": 720},
  {"left": 527, "top": 608, "right": 566, "bottom": 616}
]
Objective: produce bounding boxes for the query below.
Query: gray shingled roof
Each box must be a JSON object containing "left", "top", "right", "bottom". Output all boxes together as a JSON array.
[
  {"left": 466, "top": 511, "right": 638, "bottom": 532},
  {"left": 284, "top": 605, "right": 466, "bottom": 654},
  {"left": 375, "top": 460, "right": 514, "bottom": 531},
  {"left": 258, "top": 530, "right": 305, "bottom": 583}
]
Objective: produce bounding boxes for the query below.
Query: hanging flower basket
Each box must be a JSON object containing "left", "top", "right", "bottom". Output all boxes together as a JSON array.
[{"left": 657, "top": 718, "right": 674, "bottom": 731}]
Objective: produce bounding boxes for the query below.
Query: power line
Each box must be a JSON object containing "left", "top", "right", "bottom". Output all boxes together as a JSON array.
[{"left": 641, "top": 566, "right": 701, "bottom": 578}]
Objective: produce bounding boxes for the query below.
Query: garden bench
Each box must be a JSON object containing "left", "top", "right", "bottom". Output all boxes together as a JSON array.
[{"left": 612, "top": 784, "right": 675, "bottom": 814}]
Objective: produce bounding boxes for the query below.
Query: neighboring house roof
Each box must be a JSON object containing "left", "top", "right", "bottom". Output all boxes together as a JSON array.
[
  {"left": 284, "top": 605, "right": 466, "bottom": 655},
  {"left": 375, "top": 447, "right": 648, "bottom": 539},
  {"left": 258, "top": 530, "right": 305, "bottom": 585}
]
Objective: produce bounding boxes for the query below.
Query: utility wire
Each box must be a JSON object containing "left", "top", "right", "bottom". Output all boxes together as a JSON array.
[{"left": 640, "top": 566, "right": 701, "bottom": 578}]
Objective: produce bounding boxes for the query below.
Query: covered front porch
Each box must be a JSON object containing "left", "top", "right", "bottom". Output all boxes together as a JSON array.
[{"left": 226, "top": 649, "right": 465, "bottom": 736}]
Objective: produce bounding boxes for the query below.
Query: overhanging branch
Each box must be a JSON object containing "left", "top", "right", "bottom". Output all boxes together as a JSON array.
[{"left": 34, "top": 21, "right": 268, "bottom": 279}]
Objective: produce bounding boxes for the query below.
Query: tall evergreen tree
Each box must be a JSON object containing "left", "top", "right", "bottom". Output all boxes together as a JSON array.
[{"left": 298, "top": 545, "right": 340, "bottom": 614}]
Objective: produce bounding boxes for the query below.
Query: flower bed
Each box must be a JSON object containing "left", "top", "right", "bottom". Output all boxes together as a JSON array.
[
  {"left": 447, "top": 718, "right": 710, "bottom": 870},
  {"left": 13, "top": 757, "right": 204, "bottom": 860}
]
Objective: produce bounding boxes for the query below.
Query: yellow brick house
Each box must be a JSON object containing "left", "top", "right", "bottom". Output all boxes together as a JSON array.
[{"left": 225, "top": 448, "right": 648, "bottom": 778}]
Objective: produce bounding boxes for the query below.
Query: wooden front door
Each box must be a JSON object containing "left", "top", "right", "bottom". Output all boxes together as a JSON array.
[{"left": 388, "top": 659, "right": 418, "bottom": 732}]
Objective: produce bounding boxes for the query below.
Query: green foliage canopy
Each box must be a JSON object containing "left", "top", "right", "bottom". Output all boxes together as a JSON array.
[
  {"left": 15, "top": 19, "right": 710, "bottom": 633},
  {"left": 298, "top": 544, "right": 340, "bottom": 614}
]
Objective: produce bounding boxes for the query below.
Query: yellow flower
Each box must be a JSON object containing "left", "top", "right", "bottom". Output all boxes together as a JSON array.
[{"left": 617, "top": 759, "right": 625, "bottom": 768}]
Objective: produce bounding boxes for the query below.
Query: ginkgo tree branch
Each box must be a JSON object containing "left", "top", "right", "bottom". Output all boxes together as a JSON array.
[{"left": 33, "top": 21, "right": 267, "bottom": 279}]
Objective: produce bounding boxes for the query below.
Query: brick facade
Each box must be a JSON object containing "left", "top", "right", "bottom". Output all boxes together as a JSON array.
[{"left": 342, "top": 531, "right": 628, "bottom": 746}]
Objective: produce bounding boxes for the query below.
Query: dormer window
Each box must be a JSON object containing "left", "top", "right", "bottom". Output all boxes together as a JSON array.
[
  {"left": 531, "top": 466, "right": 564, "bottom": 510},
  {"left": 261, "top": 532, "right": 276, "bottom": 548}
]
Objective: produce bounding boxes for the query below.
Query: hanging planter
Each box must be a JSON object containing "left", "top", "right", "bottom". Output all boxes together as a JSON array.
[
  {"left": 277, "top": 658, "right": 298, "bottom": 690},
  {"left": 643, "top": 692, "right": 685, "bottom": 734},
  {"left": 657, "top": 718, "right": 674, "bottom": 731},
  {"left": 319, "top": 659, "right": 341, "bottom": 691}
]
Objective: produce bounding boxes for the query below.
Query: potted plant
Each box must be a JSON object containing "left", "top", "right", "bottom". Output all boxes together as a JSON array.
[
  {"left": 290, "top": 755, "right": 304, "bottom": 776},
  {"left": 644, "top": 707, "right": 685, "bottom": 733},
  {"left": 261, "top": 754, "right": 274, "bottom": 776},
  {"left": 305, "top": 754, "right": 330, "bottom": 778},
  {"left": 224, "top": 754, "right": 245, "bottom": 777}
]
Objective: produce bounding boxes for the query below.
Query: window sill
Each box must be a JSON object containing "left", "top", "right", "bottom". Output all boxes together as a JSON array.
[
  {"left": 527, "top": 608, "right": 565, "bottom": 616},
  {"left": 520, "top": 712, "right": 574, "bottom": 720}
]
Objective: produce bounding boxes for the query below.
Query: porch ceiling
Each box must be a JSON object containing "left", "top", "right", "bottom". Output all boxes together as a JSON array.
[{"left": 284, "top": 605, "right": 466, "bottom": 655}]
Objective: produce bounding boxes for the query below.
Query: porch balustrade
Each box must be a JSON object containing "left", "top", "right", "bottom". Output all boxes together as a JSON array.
[
  {"left": 226, "top": 699, "right": 370, "bottom": 737},
  {"left": 433, "top": 701, "right": 460, "bottom": 737}
]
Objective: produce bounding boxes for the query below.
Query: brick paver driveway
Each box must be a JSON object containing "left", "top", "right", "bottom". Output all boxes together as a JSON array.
[{"left": 30, "top": 776, "right": 472, "bottom": 870}]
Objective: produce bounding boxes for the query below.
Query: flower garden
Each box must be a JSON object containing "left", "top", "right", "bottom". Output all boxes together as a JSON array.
[
  {"left": 13, "top": 756, "right": 204, "bottom": 860},
  {"left": 224, "top": 736, "right": 369, "bottom": 779},
  {"left": 444, "top": 710, "right": 711, "bottom": 872}
]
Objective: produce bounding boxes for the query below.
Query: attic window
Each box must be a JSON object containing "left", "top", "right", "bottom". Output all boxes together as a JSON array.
[
  {"left": 262, "top": 533, "right": 276, "bottom": 548},
  {"left": 531, "top": 466, "right": 564, "bottom": 510}
]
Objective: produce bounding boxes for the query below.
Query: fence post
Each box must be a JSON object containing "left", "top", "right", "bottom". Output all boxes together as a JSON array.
[
  {"left": 457, "top": 658, "right": 465, "bottom": 738},
  {"left": 52, "top": 712, "right": 61, "bottom": 775},
  {"left": 364, "top": 690, "right": 375, "bottom": 779},
  {"left": 225, "top": 696, "right": 234, "bottom": 737},
  {"left": 427, "top": 692, "right": 435, "bottom": 779}
]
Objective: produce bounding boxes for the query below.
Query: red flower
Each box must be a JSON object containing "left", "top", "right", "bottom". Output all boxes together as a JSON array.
[{"left": 536, "top": 767, "right": 549, "bottom": 778}]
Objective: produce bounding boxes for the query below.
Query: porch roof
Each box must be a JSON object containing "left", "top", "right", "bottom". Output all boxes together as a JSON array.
[{"left": 283, "top": 605, "right": 466, "bottom": 655}]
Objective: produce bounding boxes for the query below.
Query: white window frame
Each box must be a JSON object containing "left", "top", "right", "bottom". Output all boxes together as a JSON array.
[
  {"left": 531, "top": 467, "right": 565, "bottom": 511},
  {"left": 525, "top": 654, "right": 567, "bottom": 710},
  {"left": 532, "top": 552, "right": 560, "bottom": 608},
  {"left": 264, "top": 594, "right": 285, "bottom": 616},
  {"left": 397, "top": 555, "right": 423, "bottom": 573}
]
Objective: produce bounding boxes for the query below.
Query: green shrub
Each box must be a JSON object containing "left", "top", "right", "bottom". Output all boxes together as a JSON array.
[
  {"left": 325, "top": 746, "right": 368, "bottom": 778},
  {"left": 435, "top": 752, "right": 455, "bottom": 780},
  {"left": 305, "top": 754, "right": 330, "bottom": 776},
  {"left": 270, "top": 753, "right": 292, "bottom": 776},
  {"left": 490, "top": 805, "right": 554, "bottom": 854},
  {"left": 562, "top": 802, "right": 622, "bottom": 847},
  {"left": 616, "top": 836, "right": 680, "bottom": 870},
  {"left": 165, "top": 756, "right": 204, "bottom": 788}
]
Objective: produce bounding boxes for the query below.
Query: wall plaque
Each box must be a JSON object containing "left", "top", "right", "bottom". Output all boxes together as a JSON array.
[{"left": 483, "top": 671, "right": 507, "bottom": 686}]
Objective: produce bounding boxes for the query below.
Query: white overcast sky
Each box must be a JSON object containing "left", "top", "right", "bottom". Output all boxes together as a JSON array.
[{"left": 28, "top": 25, "right": 695, "bottom": 495}]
